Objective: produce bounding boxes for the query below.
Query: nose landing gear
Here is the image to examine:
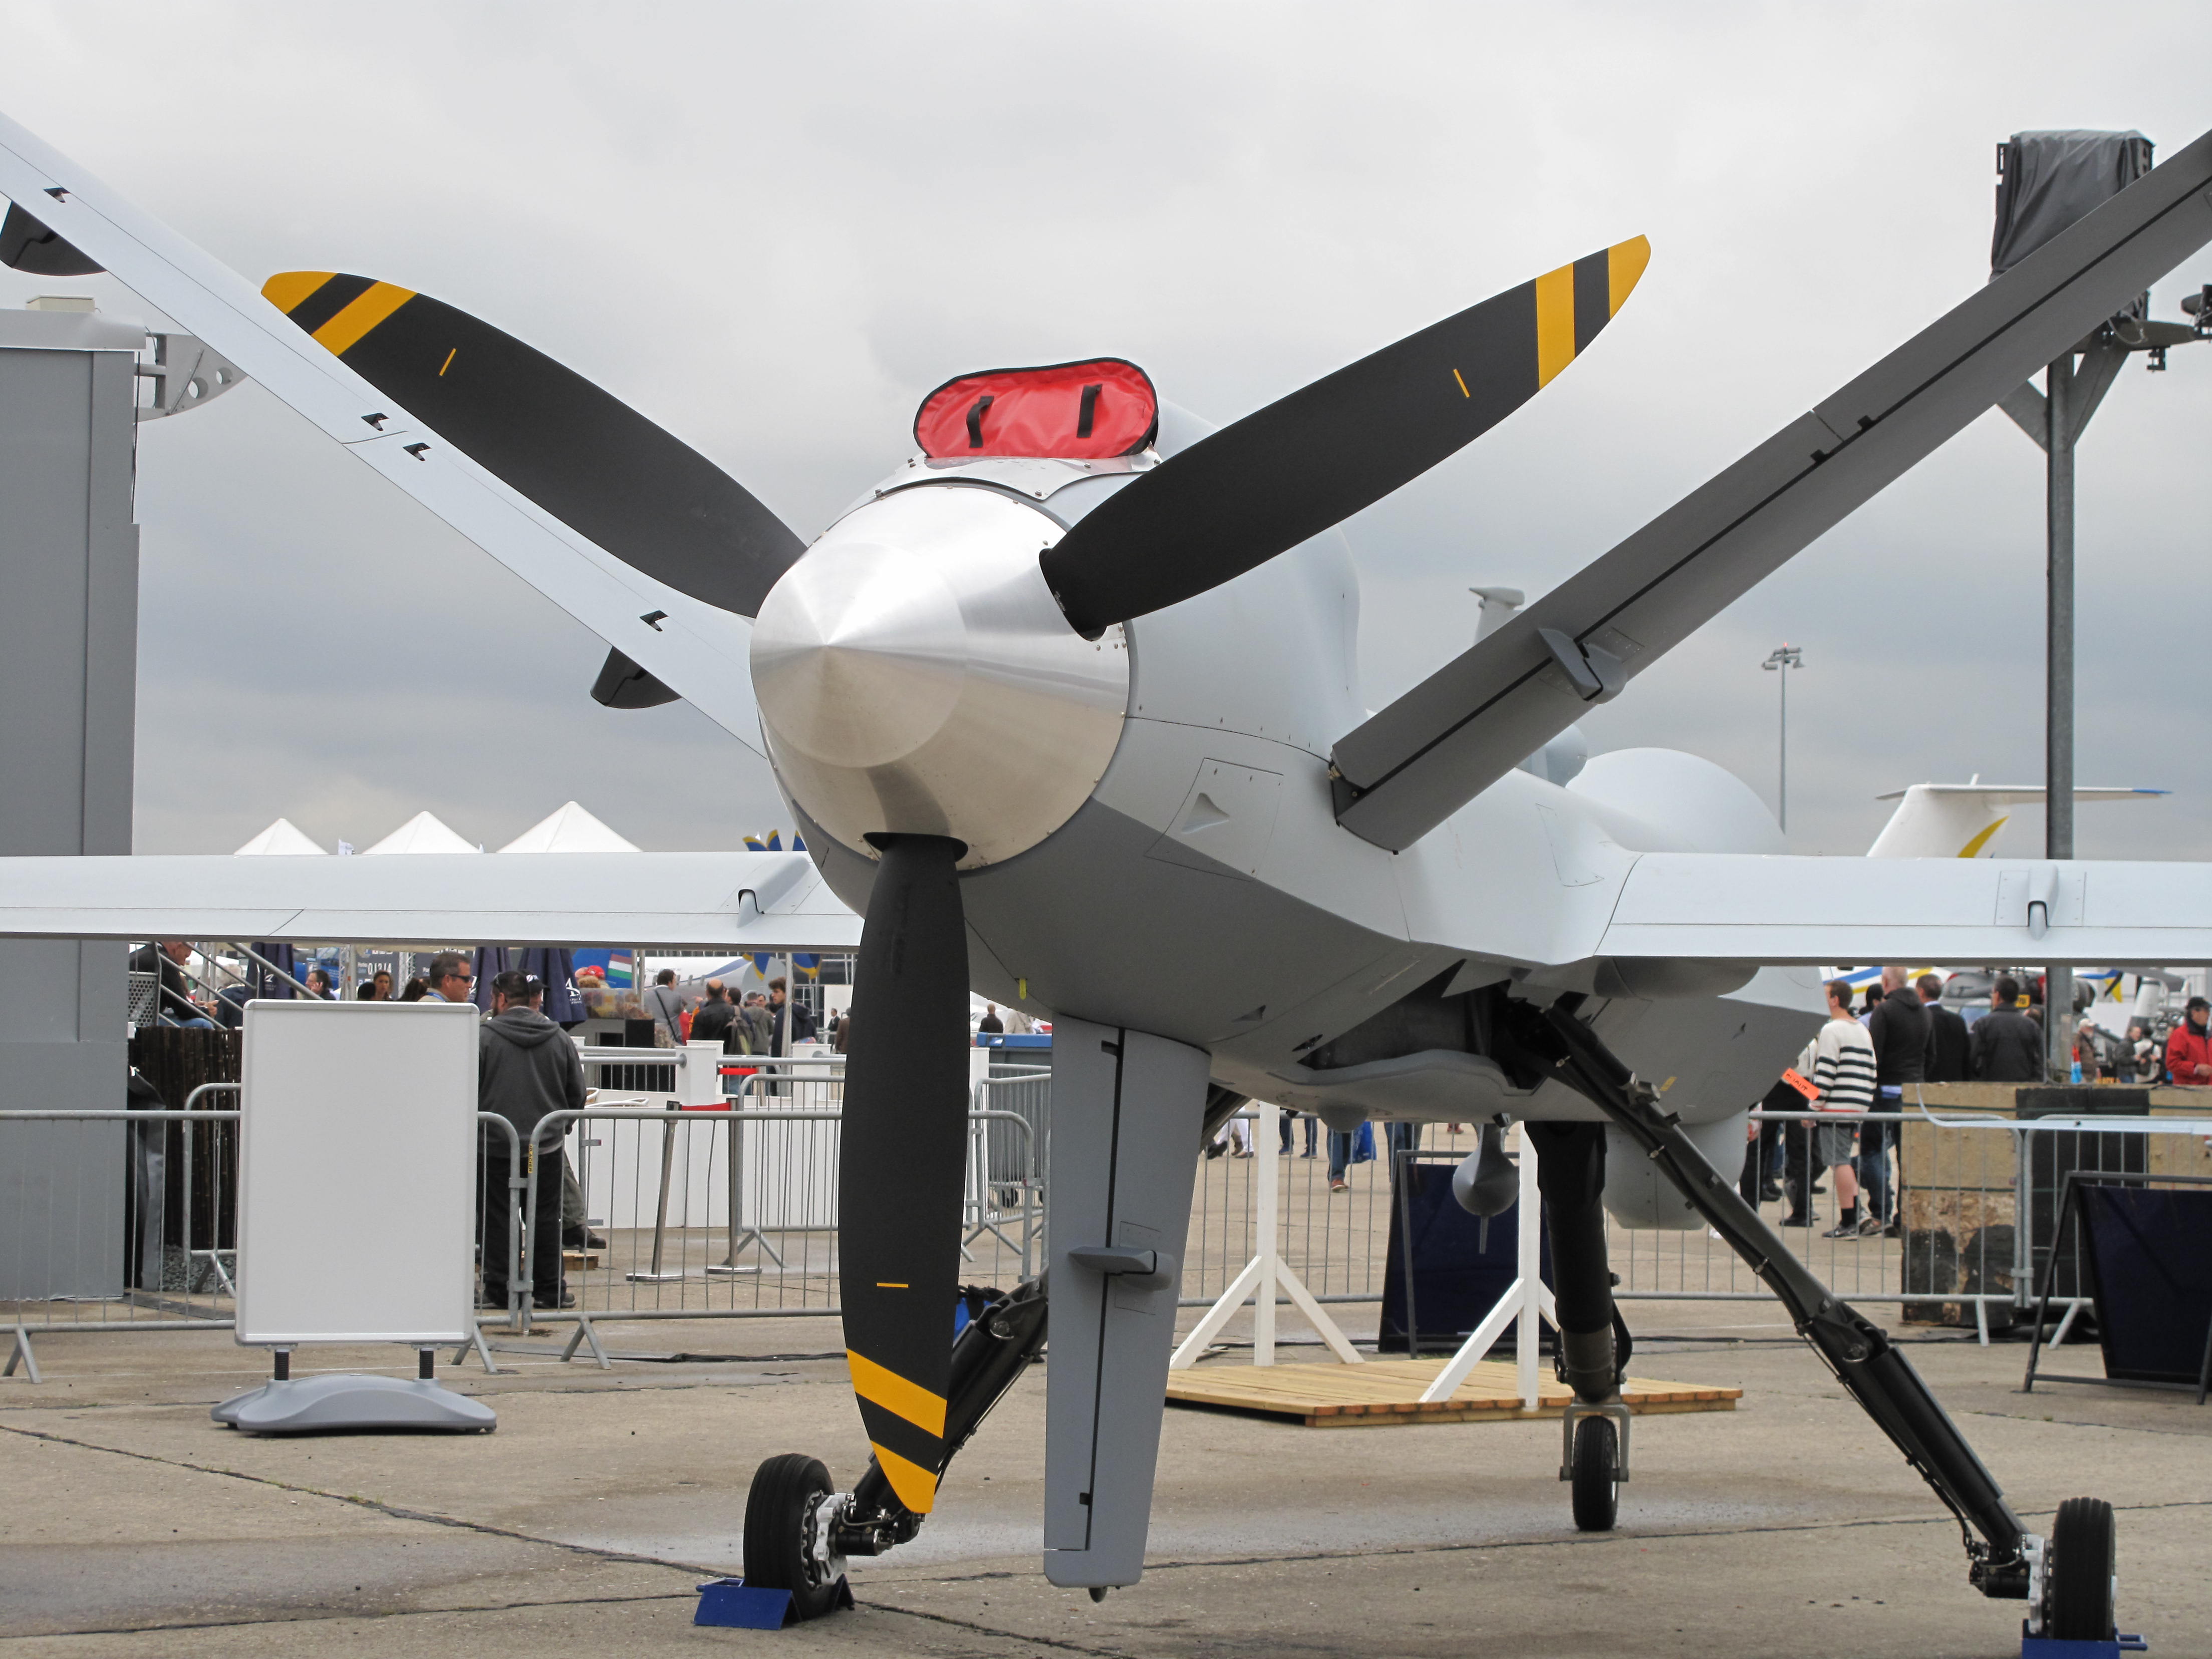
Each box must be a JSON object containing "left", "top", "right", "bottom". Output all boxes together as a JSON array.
[
  {"left": 739, "top": 1277, "right": 1049, "bottom": 1621},
  {"left": 741, "top": 1454, "right": 854, "bottom": 1621}
]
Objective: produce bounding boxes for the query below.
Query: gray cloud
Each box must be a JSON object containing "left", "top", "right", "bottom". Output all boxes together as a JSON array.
[{"left": 2, "top": 3, "right": 2206, "bottom": 864}]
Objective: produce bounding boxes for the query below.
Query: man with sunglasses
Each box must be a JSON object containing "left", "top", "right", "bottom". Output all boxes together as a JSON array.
[{"left": 422, "top": 952, "right": 475, "bottom": 1004}]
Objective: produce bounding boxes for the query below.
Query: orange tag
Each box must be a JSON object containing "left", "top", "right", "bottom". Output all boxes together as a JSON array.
[{"left": 1781, "top": 1067, "right": 1821, "bottom": 1102}]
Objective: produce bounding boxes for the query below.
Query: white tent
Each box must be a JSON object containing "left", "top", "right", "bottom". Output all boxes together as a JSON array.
[
  {"left": 496, "top": 800, "right": 640, "bottom": 854},
  {"left": 233, "top": 817, "right": 328, "bottom": 856},
  {"left": 362, "top": 811, "right": 479, "bottom": 855}
]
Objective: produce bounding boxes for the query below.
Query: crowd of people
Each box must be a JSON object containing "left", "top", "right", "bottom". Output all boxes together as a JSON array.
[
  {"left": 134, "top": 938, "right": 2212, "bottom": 1277},
  {"left": 642, "top": 968, "right": 826, "bottom": 1055},
  {"left": 1745, "top": 966, "right": 2212, "bottom": 1239}
]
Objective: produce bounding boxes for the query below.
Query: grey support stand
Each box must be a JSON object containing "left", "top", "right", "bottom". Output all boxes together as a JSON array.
[
  {"left": 560, "top": 1312, "right": 613, "bottom": 1369},
  {"left": 449, "top": 1320, "right": 505, "bottom": 1375},
  {"left": 213, "top": 1346, "right": 496, "bottom": 1435},
  {"left": 4, "top": 1323, "right": 39, "bottom": 1384},
  {"left": 1042, "top": 1019, "right": 1211, "bottom": 1592}
]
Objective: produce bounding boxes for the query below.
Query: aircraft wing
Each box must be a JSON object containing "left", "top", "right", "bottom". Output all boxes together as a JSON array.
[
  {"left": 0, "top": 110, "right": 767, "bottom": 755},
  {"left": 0, "top": 852, "right": 859, "bottom": 951},
  {"left": 1594, "top": 854, "right": 2212, "bottom": 965},
  {"left": 1330, "top": 124, "right": 2212, "bottom": 851}
]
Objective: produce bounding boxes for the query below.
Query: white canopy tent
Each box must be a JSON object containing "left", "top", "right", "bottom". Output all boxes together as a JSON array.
[
  {"left": 233, "top": 818, "right": 329, "bottom": 857},
  {"left": 363, "top": 812, "right": 479, "bottom": 856},
  {"left": 495, "top": 801, "right": 639, "bottom": 855}
]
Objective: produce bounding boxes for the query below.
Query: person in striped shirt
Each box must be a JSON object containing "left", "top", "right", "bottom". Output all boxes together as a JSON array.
[{"left": 1797, "top": 976, "right": 1879, "bottom": 1238}]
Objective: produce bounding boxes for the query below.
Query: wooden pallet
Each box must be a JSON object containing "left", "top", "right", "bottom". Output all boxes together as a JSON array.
[{"left": 1165, "top": 1357, "right": 1741, "bottom": 1428}]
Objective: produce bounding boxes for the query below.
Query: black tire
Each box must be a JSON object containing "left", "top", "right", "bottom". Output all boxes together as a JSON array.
[
  {"left": 1570, "top": 1416, "right": 1618, "bottom": 1533},
  {"left": 743, "top": 1453, "right": 844, "bottom": 1620},
  {"left": 2047, "top": 1496, "right": 2117, "bottom": 1641}
]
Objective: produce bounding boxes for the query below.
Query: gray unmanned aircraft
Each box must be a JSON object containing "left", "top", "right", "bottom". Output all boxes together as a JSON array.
[{"left": 6, "top": 108, "right": 2212, "bottom": 1643}]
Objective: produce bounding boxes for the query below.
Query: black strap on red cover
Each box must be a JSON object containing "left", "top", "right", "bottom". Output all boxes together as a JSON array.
[{"left": 915, "top": 358, "right": 1157, "bottom": 459}]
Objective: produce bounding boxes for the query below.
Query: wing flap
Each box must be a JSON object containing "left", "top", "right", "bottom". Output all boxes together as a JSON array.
[{"left": 1597, "top": 854, "right": 2212, "bottom": 965}]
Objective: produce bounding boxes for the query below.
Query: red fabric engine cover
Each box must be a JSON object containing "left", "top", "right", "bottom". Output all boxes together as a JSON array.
[{"left": 913, "top": 358, "right": 1157, "bottom": 460}]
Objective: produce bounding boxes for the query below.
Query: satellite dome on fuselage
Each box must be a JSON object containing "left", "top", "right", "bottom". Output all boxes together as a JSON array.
[{"left": 913, "top": 358, "right": 1158, "bottom": 459}]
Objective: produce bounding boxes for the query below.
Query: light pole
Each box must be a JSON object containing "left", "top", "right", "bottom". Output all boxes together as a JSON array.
[{"left": 1762, "top": 645, "right": 1803, "bottom": 833}]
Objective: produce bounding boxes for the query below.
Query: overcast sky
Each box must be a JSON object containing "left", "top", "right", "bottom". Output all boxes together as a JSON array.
[{"left": 4, "top": 3, "right": 2209, "bottom": 861}]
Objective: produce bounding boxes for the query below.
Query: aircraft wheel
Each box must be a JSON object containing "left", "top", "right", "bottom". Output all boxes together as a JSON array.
[
  {"left": 2046, "top": 1496, "right": 2117, "bottom": 1641},
  {"left": 743, "top": 1453, "right": 845, "bottom": 1620},
  {"left": 1569, "top": 1416, "right": 1618, "bottom": 1533}
]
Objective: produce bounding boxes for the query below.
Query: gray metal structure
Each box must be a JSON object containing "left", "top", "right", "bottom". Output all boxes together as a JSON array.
[
  {"left": 1761, "top": 644, "right": 1802, "bottom": 833},
  {"left": 0, "top": 305, "right": 139, "bottom": 1300},
  {"left": 1990, "top": 130, "right": 2206, "bottom": 1079}
]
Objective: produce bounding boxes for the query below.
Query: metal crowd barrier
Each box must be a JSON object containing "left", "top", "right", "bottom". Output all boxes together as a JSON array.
[
  {"left": 9, "top": 1072, "right": 2209, "bottom": 1379},
  {"left": 1607, "top": 1107, "right": 2212, "bottom": 1347},
  {"left": 1182, "top": 1110, "right": 1488, "bottom": 1309},
  {"left": 498, "top": 1054, "right": 1047, "bottom": 1364},
  {"left": 1, "top": 1105, "right": 525, "bottom": 1381},
  {"left": 1179, "top": 1105, "right": 2212, "bottom": 1348}
]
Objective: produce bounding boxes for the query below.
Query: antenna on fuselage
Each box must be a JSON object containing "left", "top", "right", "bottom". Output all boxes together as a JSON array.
[
  {"left": 1475, "top": 586, "right": 1586, "bottom": 786},
  {"left": 1471, "top": 586, "right": 1524, "bottom": 644}
]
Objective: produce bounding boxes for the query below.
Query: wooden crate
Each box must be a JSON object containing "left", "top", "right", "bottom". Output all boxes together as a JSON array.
[
  {"left": 2149, "top": 1107, "right": 2212, "bottom": 1182},
  {"left": 1165, "top": 1357, "right": 1739, "bottom": 1429},
  {"left": 1899, "top": 1108, "right": 2017, "bottom": 1328}
]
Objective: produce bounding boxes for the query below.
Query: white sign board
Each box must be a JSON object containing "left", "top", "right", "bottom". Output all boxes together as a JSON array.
[{"left": 236, "top": 999, "right": 479, "bottom": 1345}]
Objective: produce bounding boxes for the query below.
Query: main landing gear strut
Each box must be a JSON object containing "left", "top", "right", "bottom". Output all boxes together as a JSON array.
[
  {"left": 743, "top": 1277, "right": 1050, "bottom": 1617},
  {"left": 1496, "top": 992, "right": 2118, "bottom": 1642}
]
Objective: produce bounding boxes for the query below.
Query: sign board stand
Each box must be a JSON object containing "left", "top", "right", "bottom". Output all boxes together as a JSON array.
[{"left": 211, "top": 1001, "right": 495, "bottom": 1435}]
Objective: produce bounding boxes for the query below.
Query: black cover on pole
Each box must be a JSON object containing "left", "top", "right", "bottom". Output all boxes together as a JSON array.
[{"left": 1993, "top": 130, "right": 2154, "bottom": 318}]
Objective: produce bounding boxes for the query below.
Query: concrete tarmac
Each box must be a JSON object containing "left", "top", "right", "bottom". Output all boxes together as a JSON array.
[{"left": 3, "top": 1306, "right": 2207, "bottom": 1658}]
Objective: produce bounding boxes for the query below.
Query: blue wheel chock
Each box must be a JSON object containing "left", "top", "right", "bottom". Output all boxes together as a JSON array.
[
  {"left": 2021, "top": 1632, "right": 2147, "bottom": 1658},
  {"left": 694, "top": 1576, "right": 852, "bottom": 1628}
]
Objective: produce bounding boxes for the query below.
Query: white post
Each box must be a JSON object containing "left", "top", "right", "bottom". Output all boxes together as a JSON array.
[
  {"left": 1254, "top": 1102, "right": 1279, "bottom": 1365},
  {"left": 1170, "top": 1103, "right": 1362, "bottom": 1370}
]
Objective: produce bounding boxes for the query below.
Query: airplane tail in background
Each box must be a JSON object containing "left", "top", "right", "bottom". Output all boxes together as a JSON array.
[{"left": 1865, "top": 782, "right": 2164, "bottom": 860}]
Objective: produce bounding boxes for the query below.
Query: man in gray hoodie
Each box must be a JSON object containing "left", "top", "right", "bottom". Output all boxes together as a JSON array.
[{"left": 478, "top": 969, "right": 586, "bottom": 1310}]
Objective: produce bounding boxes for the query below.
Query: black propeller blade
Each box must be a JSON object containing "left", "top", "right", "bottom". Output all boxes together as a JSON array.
[
  {"left": 262, "top": 272, "right": 804, "bottom": 619},
  {"left": 1038, "top": 238, "right": 1648, "bottom": 637},
  {"left": 837, "top": 834, "right": 972, "bottom": 1514}
]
